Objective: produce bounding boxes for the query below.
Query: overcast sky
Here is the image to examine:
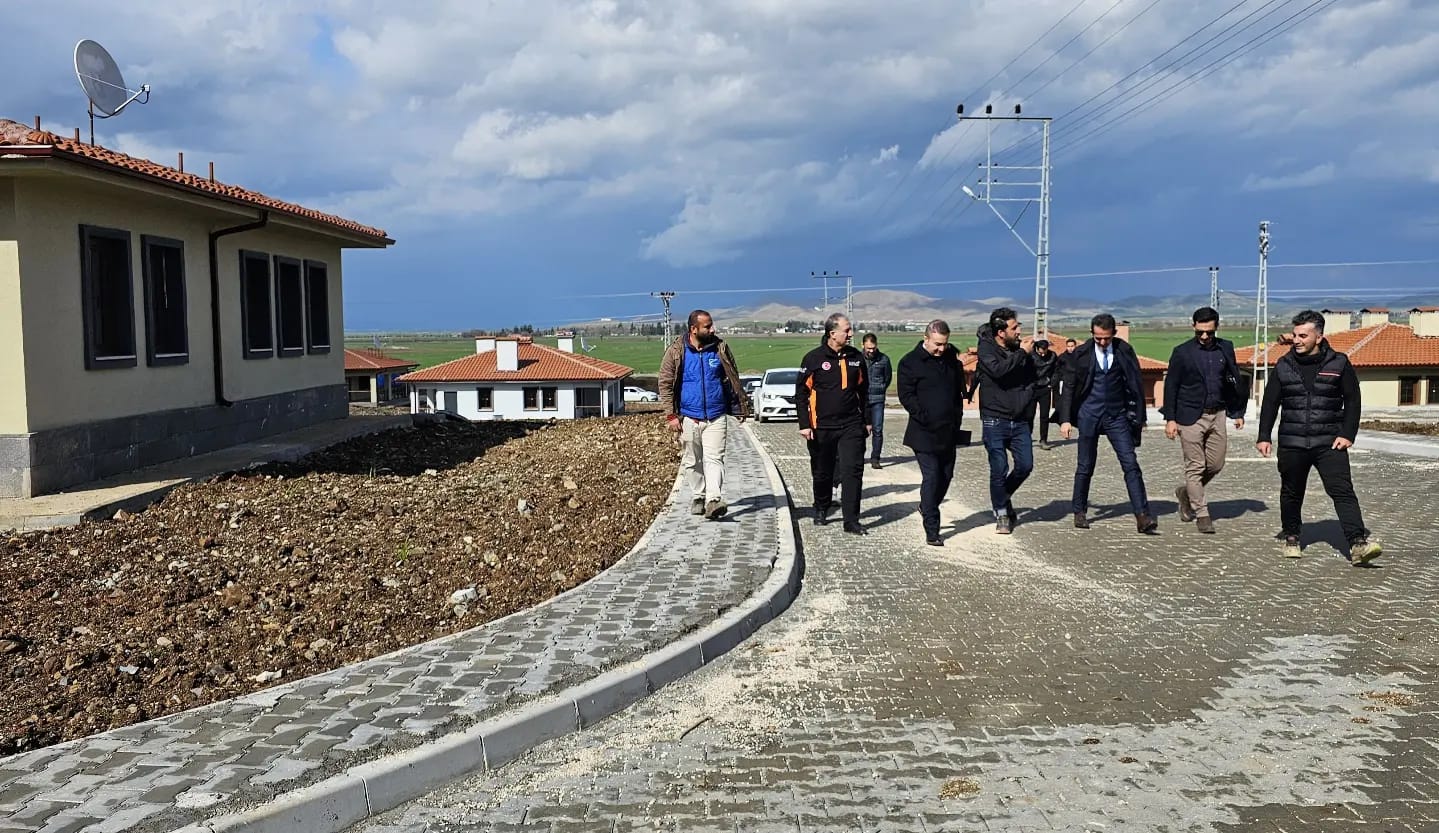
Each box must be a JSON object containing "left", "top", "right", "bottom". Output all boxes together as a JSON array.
[{"left": 7, "top": 0, "right": 1439, "bottom": 329}]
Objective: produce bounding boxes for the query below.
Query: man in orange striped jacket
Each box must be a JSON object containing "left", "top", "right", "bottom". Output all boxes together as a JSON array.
[{"left": 796, "top": 313, "right": 872, "bottom": 535}]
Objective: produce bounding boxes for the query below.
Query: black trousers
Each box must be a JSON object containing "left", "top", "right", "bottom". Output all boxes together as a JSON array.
[
  {"left": 808, "top": 420, "right": 866, "bottom": 524},
  {"left": 1277, "top": 445, "right": 1369, "bottom": 543},
  {"left": 914, "top": 448, "right": 957, "bottom": 538},
  {"left": 1033, "top": 388, "right": 1054, "bottom": 443}
]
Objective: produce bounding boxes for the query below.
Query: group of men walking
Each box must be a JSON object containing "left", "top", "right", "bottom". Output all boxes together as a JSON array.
[{"left": 658, "top": 306, "right": 1383, "bottom": 564}]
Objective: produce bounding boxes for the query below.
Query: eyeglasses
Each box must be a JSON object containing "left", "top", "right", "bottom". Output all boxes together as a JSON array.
[{"left": 1194, "top": 329, "right": 1217, "bottom": 338}]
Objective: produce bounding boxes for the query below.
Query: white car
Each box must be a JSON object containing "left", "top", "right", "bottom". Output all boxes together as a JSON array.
[
  {"left": 754, "top": 367, "right": 802, "bottom": 422},
  {"left": 623, "top": 385, "right": 659, "bottom": 403}
]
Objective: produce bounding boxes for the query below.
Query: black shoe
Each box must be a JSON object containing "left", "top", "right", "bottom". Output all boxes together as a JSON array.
[
  {"left": 871, "top": 460, "right": 881, "bottom": 470},
  {"left": 1073, "top": 512, "right": 1090, "bottom": 529},
  {"left": 843, "top": 522, "right": 866, "bottom": 535},
  {"left": 926, "top": 536, "right": 944, "bottom": 547},
  {"left": 1005, "top": 500, "right": 1018, "bottom": 526},
  {"left": 813, "top": 506, "right": 831, "bottom": 526}
]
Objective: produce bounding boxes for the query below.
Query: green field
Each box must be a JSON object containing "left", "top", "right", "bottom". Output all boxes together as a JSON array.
[{"left": 349, "top": 327, "right": 1264, "bottom": 377}]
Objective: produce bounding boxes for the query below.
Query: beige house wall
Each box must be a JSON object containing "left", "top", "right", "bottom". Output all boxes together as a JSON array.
[
  {"left": 13, "top": 176, "right": 344, "bottom": 433},
  {"left": 0, "top": 177, "right": 26, "bottom": 434}
]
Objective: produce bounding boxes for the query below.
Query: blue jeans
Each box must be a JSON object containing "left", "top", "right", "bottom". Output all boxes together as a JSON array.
[
  {"left": 1072, "top": 411, "right": 1150, "bottom": 515},
  {"left": 868, "top": 401, "right": 886, "bottom": 461},
  {"left": 981, "top": 417, "right": 1034, "bottom": 514}
]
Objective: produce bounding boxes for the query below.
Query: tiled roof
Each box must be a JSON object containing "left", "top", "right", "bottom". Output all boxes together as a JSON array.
[
  {"left": 0, "top": 119, "right": 390, "bottom": 243},
  {"left": 1360, "top": 307, "right": 1391, "bottom": 313},
  {"left": 344, "top": 349, "right": 419, "bottom": 372},
  {"left": 400, "top": 342, "right": 634, "bottom": 383},
  {"left": 1411, "top": 306, "right": 1439, "bottom": 313},
  {"left": 1234, "top": 322, "right": 1439, "bottom": 369}
]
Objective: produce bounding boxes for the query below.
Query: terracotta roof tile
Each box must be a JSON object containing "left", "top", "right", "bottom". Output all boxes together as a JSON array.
[
  {"left": 1233, "top": 322, "right": 1439, "bottom": 369},
  {"left": 1411, "top": 306, "right": 1439, "bottom": 313},
  {"left": 344, "top": 349, "right": 419, "bottom": 372},
  {"left": 400, "top": 342, "right": 634, "bottom": 383},
  {"left": 1360, "top": 307, "right": 1391, "bottom": 313},
  {"left": 0, "top": 118, "right": 390, "bottom": 243}
]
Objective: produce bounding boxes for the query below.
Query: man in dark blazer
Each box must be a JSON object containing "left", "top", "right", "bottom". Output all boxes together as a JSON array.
[
  {"left": 1161, "top": 306, "right": 1249, "bottom": 534},
  {"left": 898, "top": 319, "right": 968, "bottom": 547},
  {"left": 1058, "top": 313, "right": 1157, "bottom": 534}
]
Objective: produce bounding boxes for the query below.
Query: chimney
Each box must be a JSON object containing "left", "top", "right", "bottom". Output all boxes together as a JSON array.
[
  {"left": 475, "top": 337, "right": 496, "bottom": 354},
  {"left": 1115, "top": 320, "right": 1131, "bottom": 342},
  {"left": 1320, "top": 309, "right": 1352, "bottom": 333},
  {"left": 495, "top": 338, "right": 519, "bottom": 372},
  {"left": 556, "top": 334, "right": 575, "bottom": 353},
  {"left": 1359, "top": 307, "right": 1391, "bottom": 328},
  {"left": 1410, "top": 307, "right": 1439, "bottom": 338}
]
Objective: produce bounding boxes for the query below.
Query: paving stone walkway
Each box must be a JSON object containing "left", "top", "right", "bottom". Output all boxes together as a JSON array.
[
  {"left": 0, "top": 427, "right": 783, "bottom": 833},
  {"left": 356, "top": 417, "right": 1439, "bottom": 832}
]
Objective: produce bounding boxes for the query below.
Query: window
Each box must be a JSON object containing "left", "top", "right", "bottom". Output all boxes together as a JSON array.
[
  {"left": 542, "top": 387, "right": 558, "bottom": 409},
  {"left": 141, "top": 236, "right": 187, "bottom": 366},
  {"left": 1399, "top": 376, "right": 1420, "bottom": 406},
  {"left": 523, "top": 387, "right": 539, "bottom": 410},
  {"left": 273, "top": 256, "right": 305, "bottom": 357},
  {"left": 304, "top": 260, "right": 331, "bottom": 353},
  {"left": 477, "top": 387, "right": 494, "bottom": 410},
  {"left": 443, "top": 390, "right": 458, "bottom": 413},
  {"left": 418, "top": 388, "right": 433, "bottom": 413},
  {"left": 79, "top": 225, "right": 136, "bottom": 370},
  {"left": 239, "top": 251, "right": 273, "bottom": 358},
  {"left": 1429, "top": 377, "right": 1439, "bottom": 405}
]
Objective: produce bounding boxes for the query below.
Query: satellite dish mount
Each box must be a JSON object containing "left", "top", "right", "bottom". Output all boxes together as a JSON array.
[{"left": 74, "top": 39, "right": 151, "bottom": 144}]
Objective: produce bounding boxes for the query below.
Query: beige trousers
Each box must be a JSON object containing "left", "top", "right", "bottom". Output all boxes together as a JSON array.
[
  {"left": 1178, "top": 410, "right": 1227, "bottom": 518},
  {"left": 680, "top": 416, "right": 729, "bottom": 503}
]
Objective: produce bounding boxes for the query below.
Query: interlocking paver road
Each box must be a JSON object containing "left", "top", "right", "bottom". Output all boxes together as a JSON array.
[{"left": 358, "top": 416, "right": 1439, "bottom": 832}]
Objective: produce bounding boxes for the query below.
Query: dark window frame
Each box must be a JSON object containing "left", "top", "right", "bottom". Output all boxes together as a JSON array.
[
  {"left": 303, "top": 260, "right": 331, "bottom": 354},
  {"left": 140, "top": 235, "right": 188, "bottom": 367},
  {"left": 523, "top": 387, "right": 539, "bottom": 410},
  {"left": 239, "top": 250, "right": 274, "bottom": 359},
  {"left": 1428, "top": 376, "right": 1439, "bottom": 406},
  {"left": 1399, "top": 376, "right": 1420, "bottom": 406},
  {"left": 477, "top": 387, "right": 494, "bottom": 410},
  {"left": 541, "top": 386, "right": 558, "bottom": 410},
  {"left": 273, "top": 255, "right": 306, "bottom": 358},
  {"left": 78, "top": 224, "right": 137, "bottom": 370}
]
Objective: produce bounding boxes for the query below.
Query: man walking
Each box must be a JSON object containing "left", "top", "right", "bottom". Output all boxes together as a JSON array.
[
  {"left": 797, "top": 313, "right": 872, "bottom": 535},
  {"left": 1162, "top": 306, "right": 1248, "bottom": 534},
  {"left": 1256, "top": 310, "right": 1382, "bottom": 563},
  {"left": 1058, "top": 313, "right": 1157, "bottom": 534},
  {"left": 658, "top": 309, "right": 749, "bottom": 521},
  {"left": 1031, "top": 338, "right": 1059, "bottom": 450},
  {"left": 861, "top": 333, "right": 893, "bottom": 469},
  {"left": 1054, "top": 337, "right": 1079, "bottom": 401},
  {"left": 897, "top": 320, "right": 967, "bottom": 546},
  {"left": 975, "top": 308, "right": 1036, "bottom": 534}
]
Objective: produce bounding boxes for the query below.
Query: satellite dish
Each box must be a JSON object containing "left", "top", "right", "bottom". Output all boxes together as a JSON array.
[{"left": 74, "top": 39, "right": 150, "bottom": 143}]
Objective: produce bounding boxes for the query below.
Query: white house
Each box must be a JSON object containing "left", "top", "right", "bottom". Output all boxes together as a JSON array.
[
  {"left": 399, "top": 336, "right": 634, "bottom": 420},
  {"left": 0, "top": 117, "right": 393, "bottom": 497}
]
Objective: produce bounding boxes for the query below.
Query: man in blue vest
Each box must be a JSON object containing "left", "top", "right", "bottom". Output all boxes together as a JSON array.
[
  {"left": 1255, "top": 310, "right": 1381, "bottom": 563},
  {"left": 1057, "top": 313, "right": 1157, "bottom": 534},
  {"left": 658, "top": 310, "right": 749, "bottom": 520}
]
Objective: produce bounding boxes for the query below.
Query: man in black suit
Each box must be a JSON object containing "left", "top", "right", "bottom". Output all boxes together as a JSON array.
[
  {"left": 1058, "top": 313, "right": 1157, "bottom": 534},
  {"left": 898, "top": 319, "right": 968, "bottom": 547},
  {"left": 1161, "top": 306, "right": 1249, "bottom": 534}
]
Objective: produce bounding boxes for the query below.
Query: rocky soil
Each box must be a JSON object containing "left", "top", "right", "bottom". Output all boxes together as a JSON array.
[
  {"left": 0, "top": 414, "right": 675, "bottom": 756},
  {"left": 1361, "top": 420, "right": 1439, "bottom": 437}
]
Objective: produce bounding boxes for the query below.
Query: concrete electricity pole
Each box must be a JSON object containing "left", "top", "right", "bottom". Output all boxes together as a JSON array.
[
  {"left": 1251, "top": 222, "right": 1271, "bottom": 404},
  {"left": 651, "top": 291, "right": 676, "bottom": 344},
  {"left": 1209, "top": 266, "right": 1220, "bottom": 311},
  {"left": 956, "top": 102, "right": 1052, "bottom": 340}
]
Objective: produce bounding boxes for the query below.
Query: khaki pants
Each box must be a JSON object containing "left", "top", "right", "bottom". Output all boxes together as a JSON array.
[
  {"left": 680, "top": 416, "right": 729, "bottom": 503},
  {"left": 1178, "top": 410, "right": 1227, "bottom": 518}
]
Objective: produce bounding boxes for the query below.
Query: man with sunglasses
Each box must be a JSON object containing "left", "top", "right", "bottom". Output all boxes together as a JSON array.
[{"left": 1161, "top": 307, "right": 1249, "bottom": 534}]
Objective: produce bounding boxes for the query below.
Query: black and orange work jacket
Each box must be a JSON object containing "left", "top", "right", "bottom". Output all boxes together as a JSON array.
[{"left": 796, "top": 342, "right": 871, "bottom": 431}]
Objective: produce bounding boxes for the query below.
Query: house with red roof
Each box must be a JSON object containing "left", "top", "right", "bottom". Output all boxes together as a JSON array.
[
  {"left": 1234, "top": 308, "right": 1439, "bottom": 407},
  {"left": 399, "top": 335, "right": 635, "bottom": 420},
  {"left": 344, "top": 349, "right": 420, "bottom": 406},
  {"left": 0, "top": 118, "right": 392, "bottom": 497}
]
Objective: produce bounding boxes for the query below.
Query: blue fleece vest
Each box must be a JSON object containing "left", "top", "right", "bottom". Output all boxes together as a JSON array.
[{"left": 679, "top": 343, "right": 728, "bottom": 420}]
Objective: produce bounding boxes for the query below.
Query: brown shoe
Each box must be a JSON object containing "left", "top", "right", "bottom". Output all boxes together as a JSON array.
[
  {"left": 1196, "top": 516, "right": 1215, "bottom": 534},
  {"left": 1175, "top": 486, "right": 1195, "bottom": 522},
  {"left": 1073, "top": 512, "right": 1090, "bottom": 529},
  {"left": 1136, "top": 513, "right": 1158, "bottom": 534}
]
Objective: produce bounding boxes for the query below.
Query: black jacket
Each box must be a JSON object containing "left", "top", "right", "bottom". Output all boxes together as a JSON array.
[
  {"left": 897, "top": 342, "right": 967, "bottom": 452},
  {"left": 1032, "top": 349, "right": 1059, "bottom": 390},
  {"left": 863, "top": 350, "right": 893, "bottom": 403},
  {"left": 796, "top": 342, "right": 870, "bottom": 431},
  {"left": 1160, "top": 337, "right": 1249, "bottom": 425},
  {"left": 975, "top": 337, "right": 1037, "bottom": 421},
  {"left": 1056, "top": 338, "right": 1147, "bottom": 429},
  {"left": 1257, "top": 340, "right": 1360, "bottom": 448}
]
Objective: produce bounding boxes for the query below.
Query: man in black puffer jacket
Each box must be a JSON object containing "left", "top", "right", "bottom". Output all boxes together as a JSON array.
[
  {"left": 1256, "top": 310, "right": 1382, "bottom": 564},
  {"left": 897, "top": 319, "right": 967, "bottom": 547}
]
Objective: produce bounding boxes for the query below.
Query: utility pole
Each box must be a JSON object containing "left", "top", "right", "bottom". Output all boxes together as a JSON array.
[
  {"left": 651, "top": 291, "right": 676, "bottom": 344},
  {"left": 1209, "top": 266, "right": 1220, "bottom": 311},
  {"left": 1252, "top": 222, "right": 1270, "bottom": 405},
  {"left": 810, "top": 271, "right": 854, "bottom": 321},
  {"left": 957, "top": 102, "right": 1052, "bottom": 340}
]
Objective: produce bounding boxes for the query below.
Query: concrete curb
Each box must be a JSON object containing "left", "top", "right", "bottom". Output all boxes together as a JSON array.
[
  {"left": 172, "top": 421, "right": 800, "bottom": 833},
  {"left": 1354, "top": 430, "right": 1439, "bottom": 459}
]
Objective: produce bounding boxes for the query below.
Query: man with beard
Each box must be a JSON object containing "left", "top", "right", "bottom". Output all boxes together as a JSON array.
[
  {"left": 975, "top": 307, "right": 1037, "bottom": 534},
  {"left": 658, "top": 309, "right": 749, "bottom": 520},
  {"left": 797, "top": 313, "right": 872, "bottom": 535},
  {"left": 898, "top": 319, "right": 967, "bottom": 546}
]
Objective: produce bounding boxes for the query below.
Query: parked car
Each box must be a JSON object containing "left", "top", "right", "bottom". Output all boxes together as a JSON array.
[
  {"left": 754, "top": 368, "right": 802, "bottom": 422},
  {"left": 623, "top": 385, "right": 659, "bottom": 403},
  {"left": 740, "top": 375, "right": 762, "bottom": 408}
]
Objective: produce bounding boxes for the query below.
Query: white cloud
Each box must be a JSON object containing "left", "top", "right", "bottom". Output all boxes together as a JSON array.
[
  {"left": 1242, "top": 162, "right": 1337, "bottom": 192},
  {"left": 874, "top": 145, "right": 899, "bottom": 164}
]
